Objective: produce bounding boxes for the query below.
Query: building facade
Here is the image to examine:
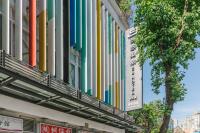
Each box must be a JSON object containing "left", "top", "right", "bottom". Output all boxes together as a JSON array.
[
  {"left": 0, "top": 0, "right": 141, "bottom": 132},
  {"left": 179, "top": 112, "right": 200, "bottom": 133}
]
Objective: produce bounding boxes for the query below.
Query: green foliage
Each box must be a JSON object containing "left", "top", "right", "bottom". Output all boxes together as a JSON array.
[
  {"left": 134, "top": 0, "right": 200, "bottom": 102},
  {"left": 118, "top": 0, "right": 133, "bottom": 18},
  {"left": 119, "top": 0, "right": 132, "bottom": 14},
  {"left": 129, "top": 100, "right": 164, "bottom": 133},
  {"left": 134, "top": 0, "right": 200, "bottom": 132}
]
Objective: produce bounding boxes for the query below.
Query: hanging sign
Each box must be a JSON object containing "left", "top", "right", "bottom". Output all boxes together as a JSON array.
[
  {"left": 0, "top": 115, "right": 23, "bottom": 132},
  {"left": 40, "top": 123, "right": 72, "bottom": 133},
  {"left": 125, "top": 27, "right": 143, "bottom": 111}
]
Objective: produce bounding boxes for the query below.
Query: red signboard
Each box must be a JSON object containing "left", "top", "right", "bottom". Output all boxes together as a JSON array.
[{"left": 40, "top": 123, "right": 72, "bottom": 133}]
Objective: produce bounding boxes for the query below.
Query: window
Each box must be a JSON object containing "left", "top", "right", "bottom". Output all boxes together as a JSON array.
[
  {"left": 70, "top": 64, "right": 75, "bottom": 87},
  {"left": 69, "top": 48, "right": 80, "bottom": 89}
]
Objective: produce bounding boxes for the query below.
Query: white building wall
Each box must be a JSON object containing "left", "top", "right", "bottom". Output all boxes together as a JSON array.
[
  {"left": 179, "top": 112, "right": 200, "bottom": 133},
  {"left": 0, "top": 94, "right": 125, "bottom": 133}
]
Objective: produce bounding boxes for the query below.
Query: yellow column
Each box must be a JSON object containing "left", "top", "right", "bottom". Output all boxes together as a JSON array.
[
  {"left": 39, "top": 0, "right": 47, "bottom": 71},
  {"left": 97, "top": 0, "right": 102, "bottom": 99}
]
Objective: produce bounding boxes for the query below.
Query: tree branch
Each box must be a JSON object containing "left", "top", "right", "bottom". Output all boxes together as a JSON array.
[{"left": 173, "top": 0, "right": 188, "bottom": 51}]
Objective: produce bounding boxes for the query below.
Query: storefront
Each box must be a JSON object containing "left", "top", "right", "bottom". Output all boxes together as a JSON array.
[
  {"left": 0, "top": 112, "right": 111, "bottom": 133},
  {"left": 0, "top": 115, "right": 23, "bottom": 133},
  {"left": 39, "top": 123, "right": 72, "bottom": 133},
  {"left": 0, "top": 114, "right": 73, "bottom": 133}
]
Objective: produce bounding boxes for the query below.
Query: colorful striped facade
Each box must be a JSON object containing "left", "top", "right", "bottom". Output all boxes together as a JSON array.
[{"left": 0, "top": 0, "right": 128, "bottom": 111}]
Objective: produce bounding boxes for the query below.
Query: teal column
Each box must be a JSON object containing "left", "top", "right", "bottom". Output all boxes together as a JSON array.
[
  {"left": 108, "top": 15, "right": 113, "bottom": 105},
  {"left": 122, "top": 31, "right": 126, "bottom": 111},
  {"left": 81, "top": 0, "right": 87, "bottom": 93}
]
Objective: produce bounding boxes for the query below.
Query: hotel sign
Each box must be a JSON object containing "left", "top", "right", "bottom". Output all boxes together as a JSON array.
[
  {"left": 40, "top": 123, "right": 72, "bottom": 133},
  {"left": 125, "top": 27, "right": 143, "bottom": 111},
  {"left": 0, "top": 115, "right": 23, "bottom": 132}
]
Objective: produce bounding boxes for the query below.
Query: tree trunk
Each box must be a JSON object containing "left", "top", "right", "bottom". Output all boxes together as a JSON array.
[
  {"left": 159, "top": 64, "right": 174, "bottom": 133},
  {"left": 147, "top": 129, "right": 151, "bottom": 133},
  {"left": 159, "top": 106, "right": 173, "bottom": 133}
]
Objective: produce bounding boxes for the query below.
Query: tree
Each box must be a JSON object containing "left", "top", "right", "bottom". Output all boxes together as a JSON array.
[
  {"left": 134, "top": 0, "right": 200, "bottom": 132},
  {"left": 118, "top": 0, "right": 133, "bottom": 19},
  {"left": 129, "top": 100, "right": 164, "bottom": 133}
]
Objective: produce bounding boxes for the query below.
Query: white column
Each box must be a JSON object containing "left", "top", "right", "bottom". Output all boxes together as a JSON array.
[
  {"left": 101, "top": 5, "right": 106, "bottom": 101},
  {"left": 15, "top": 0, "right": 23, "bottom": 60},
  {"left": 87, "top": 0, "right": 93, "bottom": 95},
  {"left": 112, "top": 20, "right": 115, "bottom": 106},
  {"left": 115, "top": 25, "right": 119, "bottom": 108},
  {"left": 119, "top": 30, "right": 122, "bottom": 110},
  {"left": 105, "top": 10, "right": 109, "bottom": 103},
  {"left": 55, "top": 0, "right": 63, "bottom": 80},
  {"left": 92, "top": 0, "right": 97, "bottom": 97},
  {"left": 48, "top": 0, "right": 56, "bottom": 76},
  {"left": 2, "top": 0, "right": 10, "bottom": 54},
  {"left": 109, "top": 16, "right": 113, "bottom": 105}
]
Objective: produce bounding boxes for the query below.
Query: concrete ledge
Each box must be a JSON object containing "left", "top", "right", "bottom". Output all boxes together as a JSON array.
[{"left": 0, "top": 94, "right": 125, "bottom": 133}]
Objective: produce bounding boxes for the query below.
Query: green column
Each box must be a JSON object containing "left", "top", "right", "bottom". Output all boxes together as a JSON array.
[{"left": 81, "top": 0, "right": 87, "bottom": 93}]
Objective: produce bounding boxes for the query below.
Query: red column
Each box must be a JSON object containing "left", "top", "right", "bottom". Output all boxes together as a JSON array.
[{"left": 29, "top": 0, "right": 36, "bottom": 67}]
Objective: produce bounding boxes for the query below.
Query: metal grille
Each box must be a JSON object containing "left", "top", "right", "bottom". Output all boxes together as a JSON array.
[{"left": 0, "top": 50, "right": 139, "bottom": 130}]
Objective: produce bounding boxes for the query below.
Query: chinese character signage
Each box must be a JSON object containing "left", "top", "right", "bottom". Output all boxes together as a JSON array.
[
  {"left": 125, "top": 27, "right": 143, "bottom": 111},
  {"left": 0, "top": 115, "right": 23, "bottom": 132},
  {"left": 40, "top": 123, "right": 72, "bottom": 133}
]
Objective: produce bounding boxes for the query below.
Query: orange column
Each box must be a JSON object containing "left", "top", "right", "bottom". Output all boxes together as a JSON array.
[{"left": 29, "top": 0, "right": 36, "bottom": 67}]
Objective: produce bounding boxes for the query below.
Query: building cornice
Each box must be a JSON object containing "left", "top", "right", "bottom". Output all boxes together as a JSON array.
[{"left": 102, "top": 0, "right": 129, "bottom": 30}]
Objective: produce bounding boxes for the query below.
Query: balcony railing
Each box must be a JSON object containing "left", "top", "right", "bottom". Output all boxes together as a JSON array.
[{"left": 0, "top": 50, "right": 140, "bottom": 131}]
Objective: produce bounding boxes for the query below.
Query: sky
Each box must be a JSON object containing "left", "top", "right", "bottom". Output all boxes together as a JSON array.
[{"left": 143, "top": 47, "right": 200, "bottom": 121}]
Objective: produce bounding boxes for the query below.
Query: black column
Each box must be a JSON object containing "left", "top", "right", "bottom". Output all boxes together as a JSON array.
[
  {"left": 0, "top": 15, "right": 2, "bottom": 49},
  {"left": 63, "top": 0, "right": 70, "bottom": 83}
]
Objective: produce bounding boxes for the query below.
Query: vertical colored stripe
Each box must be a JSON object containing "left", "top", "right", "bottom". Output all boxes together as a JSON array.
[
  {"left": 15, "top": 0, "right": 22, "bottom": 60},
  {"left": 87, "top": 0, "right": 93, "bottom": 96},
  {"left": 119, "top": 30, "right": 122, "bottom": 110},
  {"left": 76, "top": 0, "right": 82, "bottom": 50},
  {"left": 115, "top": 24, "right": 119, "bottom": 108},
  {"left": 70, "top": 0, "right": 76, "bottom": 47},
  {"left": 55, "top": 0, "right": 63, "bottom": 80},
  {"left": 81, "top": 0, "right": 87, "bottom": 93},
  {"left": 39, "top": 0, "right": 47, "bottom": 72},
  {"left": 123, "top": 32, "right": 126, "bottom": 111},
  {"left": 121, "top": 31, "right": 124, "bottom": 109},
  {"left": 101, "top": 5, "right": 105, "bottom": 101},
  {"left": 63, "top": 0, "right": 70, "bottom": 83},
  {"left": 97, "top": 0, "right": 102, "bottom": 100},
  {"left": 92, "top": 0, "right": 97, "bottom": 97},
  {"left": 105, "top": 10, "right": 109, "bottom": 104},
  {"left": 29, "top": 0, "right": 36, "bottom": 67},
  {"left": 112, "top": 20, "right": 115, "bottom": 106},
  {"left": 48, "top": 0, "right": 56, "bottom": 75},
  {"left": 2, "top": 0, "right": 9, "bottom": 54},
  {"left": 108, "top": 15, "right": 113, "bottom": 105},
  {"left": 120, "top": 31, "right": 123, "bottom": 110}
]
